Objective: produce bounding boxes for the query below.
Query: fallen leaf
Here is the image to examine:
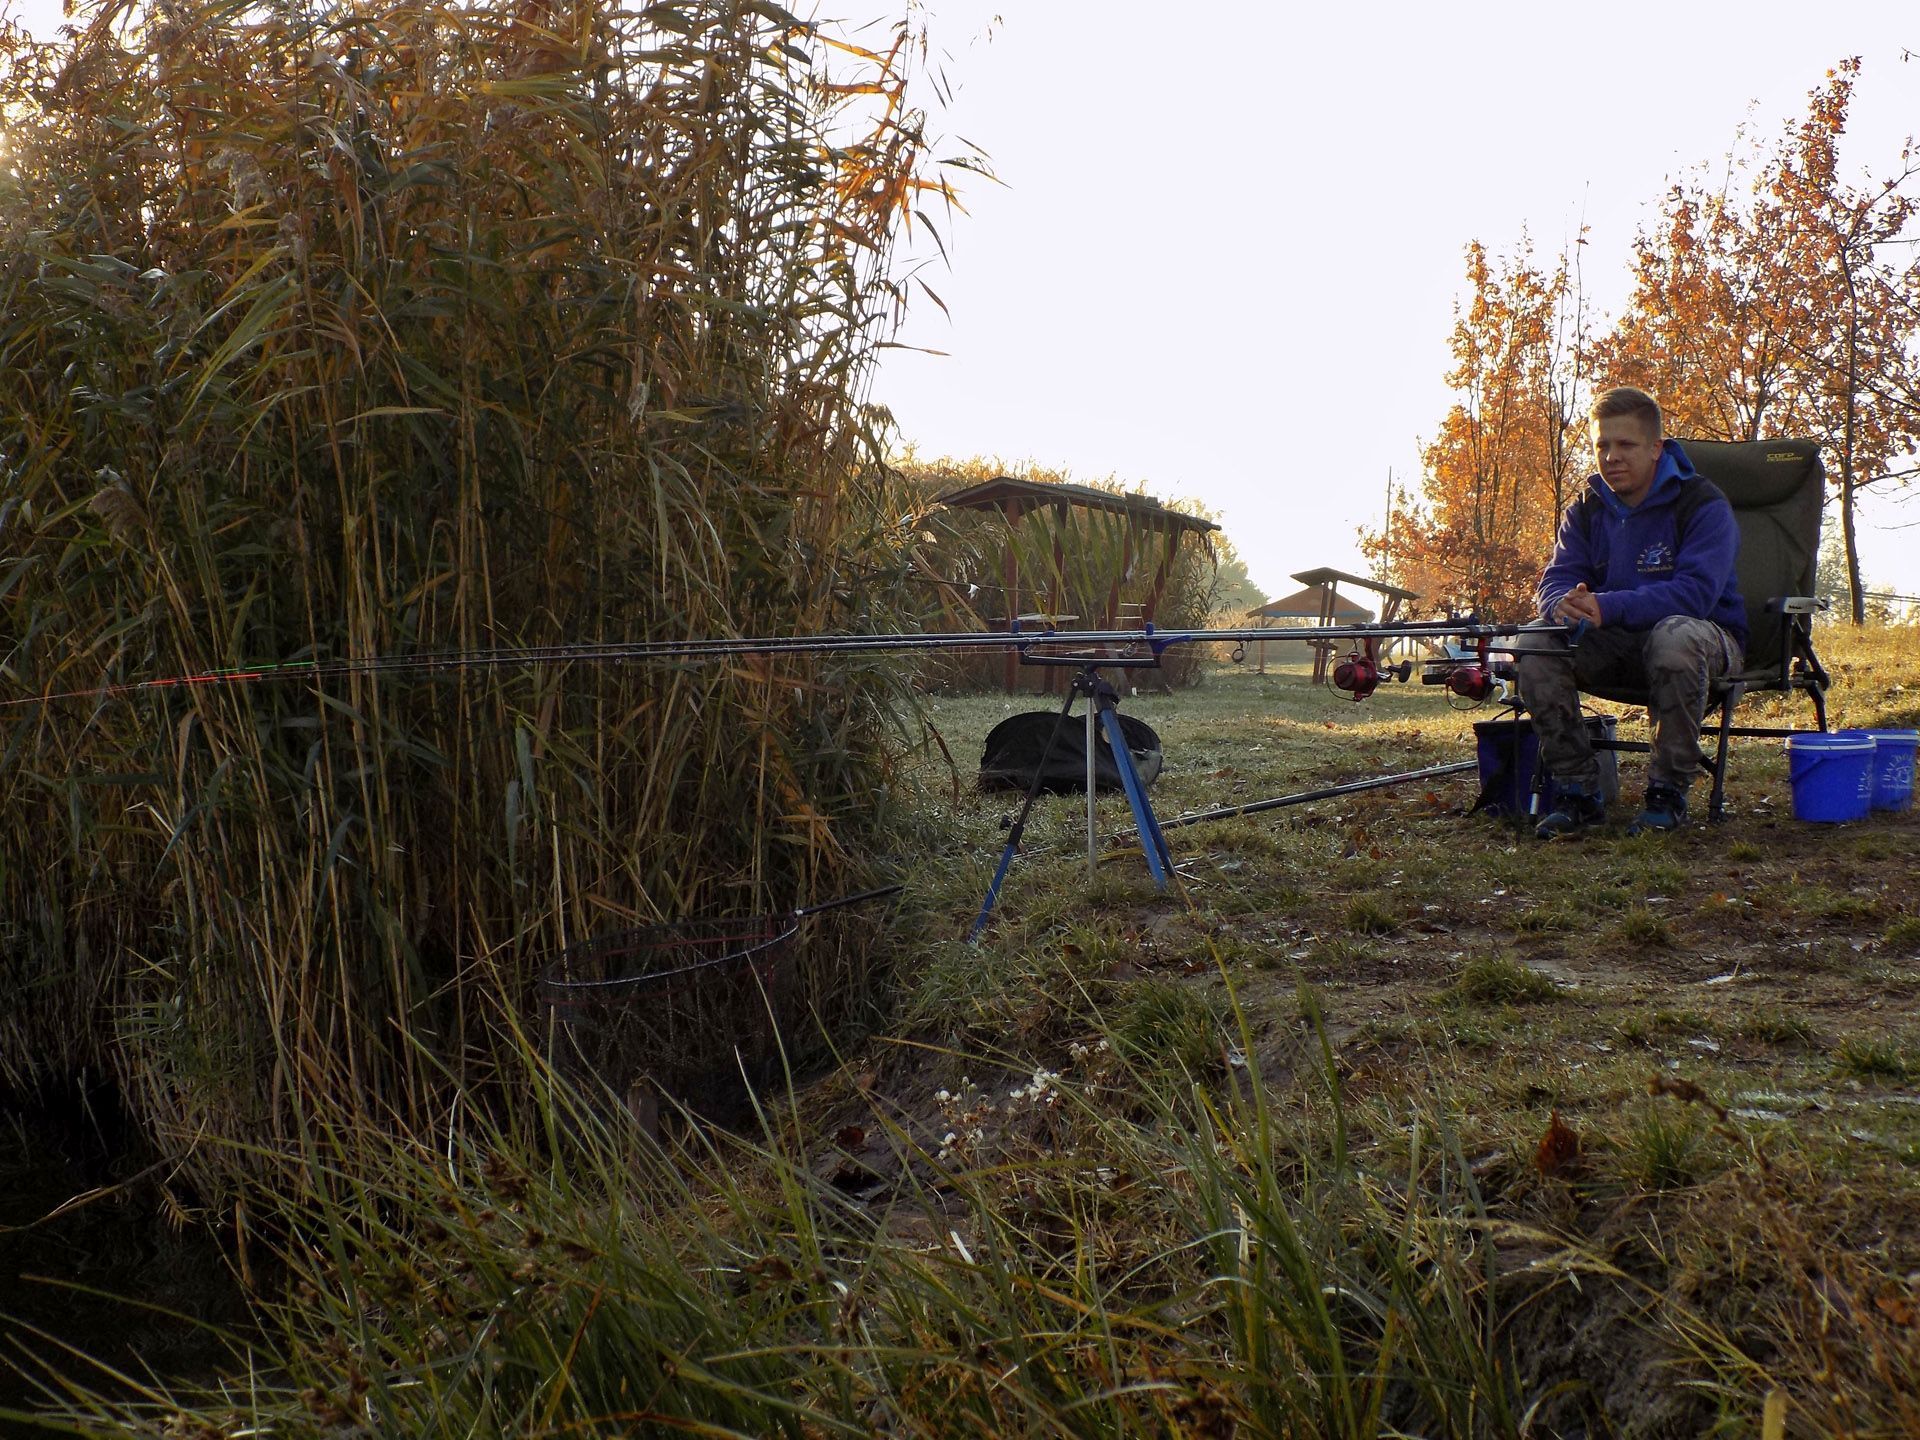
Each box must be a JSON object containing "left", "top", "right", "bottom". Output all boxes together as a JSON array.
[
  {"left": 1534, "top": 1108, "right": 1582, "bottom": 1178},
  {"left": 1874, "top": 1292, "right": 1916, "bottom": 1327}
]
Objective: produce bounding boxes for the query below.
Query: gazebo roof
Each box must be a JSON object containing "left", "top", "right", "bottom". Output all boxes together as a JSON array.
[
  {"left": 935, "top": 477, "right": 1219, "bottom": 534},
  {"left": 1290, "top": 566, "right": 1420, "bottom": 602},
  {"left": 1252, "top": 585, "right": 1373, "bottom": 621}
]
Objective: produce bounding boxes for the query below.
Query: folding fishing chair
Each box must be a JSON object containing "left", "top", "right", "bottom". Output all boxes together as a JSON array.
[{"left": 1582, "top": 437, "right": 1832, "bottom": 820}]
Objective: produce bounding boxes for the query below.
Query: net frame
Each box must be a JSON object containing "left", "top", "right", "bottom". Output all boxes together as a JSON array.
[{"left": 538, "top": 913, "right": 801, "bottom": 1108}]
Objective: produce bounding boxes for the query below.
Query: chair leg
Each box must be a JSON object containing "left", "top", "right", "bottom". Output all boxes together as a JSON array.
[{"left": 1709, "top": 684, "right": 1743, "bottom": 822}]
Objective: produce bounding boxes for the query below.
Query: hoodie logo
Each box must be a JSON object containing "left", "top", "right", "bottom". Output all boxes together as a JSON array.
[{"left": 1638, "top": 540, "right": 1675, "bottom": 574}]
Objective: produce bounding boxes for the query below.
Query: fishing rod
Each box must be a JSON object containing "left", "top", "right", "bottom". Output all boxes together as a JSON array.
[{"left": 2, "top": 618, "right": 1572, "bottom": 709}]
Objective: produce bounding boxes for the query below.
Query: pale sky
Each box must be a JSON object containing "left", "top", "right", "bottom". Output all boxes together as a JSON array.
[
  {"left": 8, "top": 0, "right": 1918, "bottom": 599},
  {"left": 878, "top": 2, "right": 1920, "bottom": 601}
]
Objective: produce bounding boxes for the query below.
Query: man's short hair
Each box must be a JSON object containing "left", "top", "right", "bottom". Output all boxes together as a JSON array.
[{"left": 1589, "top": 386, "right": 1663, "bottom": 439}]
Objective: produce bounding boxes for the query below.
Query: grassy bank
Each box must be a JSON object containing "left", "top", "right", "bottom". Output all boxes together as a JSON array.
[{"left": 15, "top": 623, "right": 1918, "bottom": 1437}]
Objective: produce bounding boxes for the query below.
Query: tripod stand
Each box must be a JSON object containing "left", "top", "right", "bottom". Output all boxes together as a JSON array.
[{"left": 968, "top": 662, "right": 1175, "bottom": 942}]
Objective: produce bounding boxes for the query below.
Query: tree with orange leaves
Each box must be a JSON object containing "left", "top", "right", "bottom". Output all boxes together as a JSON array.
[
  {"left": 1366, "top": 237, "right": 1589, "bottom": 619},
  {"left": 1602, "top": 61, "right": 1919, "bottom": 622}
]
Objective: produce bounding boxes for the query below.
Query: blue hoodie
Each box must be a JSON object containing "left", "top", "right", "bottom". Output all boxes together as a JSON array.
[{"left": 1536, "top": 440, "right": 1747, "bottom": 648}]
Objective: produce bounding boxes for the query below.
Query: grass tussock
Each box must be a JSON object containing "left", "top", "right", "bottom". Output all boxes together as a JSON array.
[
  {"left": 1615, "top": 905, "right": 1673, "bottom": 948},
  {"left": 1835, "top": 1033, "right": 1913, "bottom": 1082},
  {"left": 1450, "top": 953, "right": 1559, "bottom": 1006},
  {"left": 1620, "top": 1103, "right": 1708, "bottom": 1191},
  {"left": 1511, "top": 903, "right": 1577, "bottom": 933},
  {"left": 1110, "top": 978, "right": 1223, "bottom": 1074},
  {"left": 1342, "top": 894, "right": 1399, "bottom": 935},
  {"left": 1738, "top": 1008, "right": 1819, "bottom": 1048}
]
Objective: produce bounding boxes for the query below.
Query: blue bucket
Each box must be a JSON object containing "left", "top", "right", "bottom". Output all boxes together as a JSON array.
[
  {"left": 1786, "top": 732, "right": 1875, "bottom": 822},
  {"left": 1862, "top": 728, "right": 1917, "bottom": 812}
]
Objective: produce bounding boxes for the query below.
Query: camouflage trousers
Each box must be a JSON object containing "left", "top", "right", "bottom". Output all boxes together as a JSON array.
[{"left": 1514, "top": 616, "right": 1744, "bottom": 792}]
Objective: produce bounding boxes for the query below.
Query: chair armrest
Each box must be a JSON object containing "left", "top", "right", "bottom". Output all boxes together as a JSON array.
[
  {"left": 1758, "top": 599, "right": 1827, "bottom": 683},
  {"left": 1762, "top": 597, "right": 1829, "bottom": 688}
]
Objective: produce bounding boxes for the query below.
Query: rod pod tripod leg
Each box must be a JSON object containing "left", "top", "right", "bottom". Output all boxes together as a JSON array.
[
  {"left": 1085, "top": 672, "right": 1172, "bottom": 889},
  {"left": 969, "top": 683, "right": 1080, "bottom": 943},
  {"left": 967, "top": 665, "right": 1173, "bottom": 943}
]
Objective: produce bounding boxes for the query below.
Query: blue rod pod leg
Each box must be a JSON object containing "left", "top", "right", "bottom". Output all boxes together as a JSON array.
[
  {"left": 967, "top": 684, "right": 1082, "bottom": 943},
  {"left": 1100, "top": 704, "right": 1170, "bottom": 891}
]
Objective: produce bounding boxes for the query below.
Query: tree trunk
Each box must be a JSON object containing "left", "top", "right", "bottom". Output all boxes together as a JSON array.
[{"left": 1842, "top": 259, "right": 1865, "bottom": 625}]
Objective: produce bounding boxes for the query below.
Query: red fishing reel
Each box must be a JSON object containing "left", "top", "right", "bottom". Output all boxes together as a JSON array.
[
  {"left": 1419, "top": 633, "right": 1501, "bottom": 703},
  {"left": 1447, "top": 663, "right": 1497, "bottom": 702},
  {"left": 1331, "top": 638, "right": 1411, "bottom": 702},
  {"left": 1332, "top": 650, "right": 1378, "bottom": 701}
]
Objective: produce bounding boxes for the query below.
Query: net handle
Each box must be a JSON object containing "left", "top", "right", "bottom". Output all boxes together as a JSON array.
[{"left": 792, "top": 883, "right": 903, "bottom": 921}]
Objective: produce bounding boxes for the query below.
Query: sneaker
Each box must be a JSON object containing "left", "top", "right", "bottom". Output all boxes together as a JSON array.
[
  {"left": 1534, "top": 784, "right": 1606, "bottom": 840},
  {"left": 1627, "top": 782, "right": 1689, "bottom": 836}
]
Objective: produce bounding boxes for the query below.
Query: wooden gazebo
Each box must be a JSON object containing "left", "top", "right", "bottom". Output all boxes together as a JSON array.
[
  {"left": 1286, "top": 567, "right": 1422, "bottom": 683},
  {"left": 935, "top": 477, "right": 1219, "bottom": 692},
  {"left": 1248, "top": 584, "right": 1372, "bottom": 673}
]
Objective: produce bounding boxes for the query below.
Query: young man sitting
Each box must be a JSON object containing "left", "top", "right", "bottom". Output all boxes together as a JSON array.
[{"left": 1516, "top": 386, "right": 1746, "bottom": 837}]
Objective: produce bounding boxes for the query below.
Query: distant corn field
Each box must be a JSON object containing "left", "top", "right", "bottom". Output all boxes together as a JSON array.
[{"left": 0, "top": 0, "right": 962, "bottom": 1191}]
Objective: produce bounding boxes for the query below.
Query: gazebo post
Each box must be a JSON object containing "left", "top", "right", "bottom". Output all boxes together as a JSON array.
[
  {"left": 1049, "top": 501, "right": 1068, "bottom": 694},
  {"left": 1311, "top": 581, "right": 1336, "bottom": 683},
  {"left": 1003, "top": 499, "right": 1023, "bottom": 694},
  {"left": 1142, "top": 524, "right": 1179, "bottom": 620},
  {"left": 1104, "top": 525, "right": 1134, "bottom": 630}
]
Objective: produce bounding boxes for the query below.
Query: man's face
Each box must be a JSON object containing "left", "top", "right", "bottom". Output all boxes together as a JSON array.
[{"left": 1591, "top": 415, "right": 1662, "bottom": 507}]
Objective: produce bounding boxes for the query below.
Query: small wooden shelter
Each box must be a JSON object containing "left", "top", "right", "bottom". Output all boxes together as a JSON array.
[
  {"left": 1248, "top": 584, "right": 1372, "bottom": 673},
  {"left": 1285, "top": 567, "right": 1422, "bottom": 683},
  {"left": 935, "top": 477, "right": 1219, "bottom": 692}
]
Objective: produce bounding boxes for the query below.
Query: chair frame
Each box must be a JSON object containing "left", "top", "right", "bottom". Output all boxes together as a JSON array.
[
  {"left": 1532, "top": 599, "right": 1830, "bottom": 822},
  {"left": 1577, "top": 600, "right": 1832, "bottom": 823}
]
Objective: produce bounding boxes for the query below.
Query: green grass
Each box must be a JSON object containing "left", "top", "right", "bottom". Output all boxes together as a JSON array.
[
  {"left": 1342, "top": 894, "right": 1400, "bottom": 935},
  {"left": 1110, "top": 980, "right": 1225, "bottom": 1074},
  {"left": 1883, "top": 916, "right": 1920, "bottom": 953},
  {"left": 1621, "top": 1103, "right": 1708, "bottom": 1191},
  {"left": 1612, "top": 857, "right": 1688, "bottom": 896},
  {"left": 1308, "top": 935, "right": 1384, "bottom": 967},
  {"left": 1795, "top": 886, "right": 1884, "bottom": 924},
  {"left": 1835, "top": 1034, "right": 1913, "bottom": 1082},
  {"left": 1512, "top": 903, "right": 1578, "bottom": 933},
  {"left": 1738, "top": 1009, "right": 1819, "bottom": 1047},
  {"left": 1450, "top": 954, "right": 1559, "bottom": 1006},
  {"left": 1615, "top": 906, "right": 1673, "bottom": 947},
  {"left": 1579, "top": 883, "right": 1637, "bottom": 912}
]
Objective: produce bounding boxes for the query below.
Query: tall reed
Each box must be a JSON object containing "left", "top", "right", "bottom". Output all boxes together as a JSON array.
[
  {"left": 895, "top": 457, "right": 1223, "bottom": 691},
  {"left": 0, "top": 0, "right": 955, "bottom": 1192}
]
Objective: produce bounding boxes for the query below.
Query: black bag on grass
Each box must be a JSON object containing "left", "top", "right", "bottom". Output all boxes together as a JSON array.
[{"left": 978, "top": 710, "right": 1164, "bottom": 793}]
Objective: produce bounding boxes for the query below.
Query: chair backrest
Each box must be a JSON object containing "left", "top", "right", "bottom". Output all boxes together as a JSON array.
[{"left": 1674, "top": 438, "right": 1823, "bottom": 670}]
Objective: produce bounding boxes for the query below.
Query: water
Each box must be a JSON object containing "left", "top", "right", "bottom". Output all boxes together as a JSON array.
[{"left": 1, "top": 1108, "right": 256, "bottom": 1433}]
